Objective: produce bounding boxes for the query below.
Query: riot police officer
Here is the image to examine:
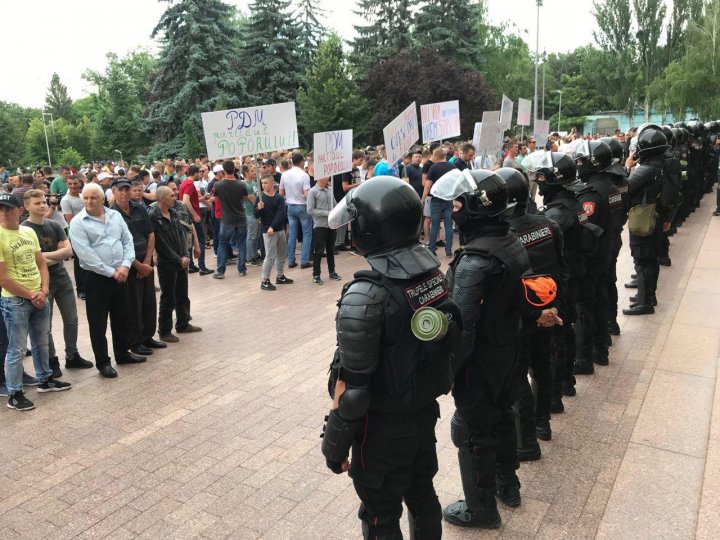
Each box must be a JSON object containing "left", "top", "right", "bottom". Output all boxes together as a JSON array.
[
  {"left": 623, "top": 127, "right": 668, "bottom": 315},
  {"left": 321, "top": 176, "right": 461, "bottom": 539},
  {"left": 571, "top": 141, "right": 617, "bottom": 372},
  {"left": 430, "top": 169, "right": 557, "bottom": 529},
  {"left": 657, "top": 126, "right": 682, "bottom": 266},
  {"left": 499, "top": 167, "right": 566, "bottom": 460},
  {"left": 686, "top": 120, "right": 705, "bottom": 212},
  {"left": 599, "top": 137, "right": 630, "bottom": 337}
]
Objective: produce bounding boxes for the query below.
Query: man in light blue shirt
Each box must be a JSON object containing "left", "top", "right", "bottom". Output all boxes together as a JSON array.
[{"left": 70, "top": 182, "right": 145, "bottom": 378}]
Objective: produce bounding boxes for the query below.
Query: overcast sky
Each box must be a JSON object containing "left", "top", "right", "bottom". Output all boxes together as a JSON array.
[{"left": 0, "top": 0, "right": 597, "bottom": 109}]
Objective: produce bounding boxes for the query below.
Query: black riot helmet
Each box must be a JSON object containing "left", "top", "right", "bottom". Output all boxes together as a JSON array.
[
  {"left": 599, "top": 136, "right": 625, "bottom": 163},
  {"left": 496, "top": 167, "right": 529, "bottom": 213},
  {"left": 636, "top": 127, "right": 669, "bottom": 158},
  {"left": 572, "top": 140, "right": 613, "bottom": 179},
  {"left": 636, "top": 123, "right": 662, "bottom": 137},
  {"left": 686, "top": 120, "right": 702, "bottom": 137},
  {"left": 430, "top": 168, "right": 513, "bottom": 219},
  {"left": 521, "top": 151, "right": 576, "bottom": 186},
  {"left": 674, "top": 121, "right": 688, "bottom": 129},
  {"left": 704, "top": 121, "right": 719, "bottom": 134},
  {"left": 660, "top": 126, "right": 676, "bottom": 147},
  {"left": 671, "top": 127, "right": 684, "bottom": 145},
  {"left": 328, "top": 176, "right": 421, "bottom": 256},
  {"left": 678, "top": 127, "right": 689, "bottom": 145}
]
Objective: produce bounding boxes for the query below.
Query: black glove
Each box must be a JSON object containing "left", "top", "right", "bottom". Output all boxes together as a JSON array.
[{"left": 326, "top": 459, "right": 345, "bottom": 474}]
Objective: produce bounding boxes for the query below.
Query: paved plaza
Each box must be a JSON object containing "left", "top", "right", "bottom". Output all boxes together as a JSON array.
[{"left": 1, "top": 196, "right": 720, "bottom": 539}]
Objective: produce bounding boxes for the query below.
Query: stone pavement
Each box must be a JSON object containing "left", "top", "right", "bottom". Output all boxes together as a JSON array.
[{"left": 1, "top": 196, "right": 719, "bottom": 539}]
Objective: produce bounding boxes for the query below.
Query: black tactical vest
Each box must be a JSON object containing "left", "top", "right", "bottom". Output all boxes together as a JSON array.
[
  {"left": 346, "top": 268, "right": 458, "bottom": 414},
  {"left": 507, "top": 213, "right": 561, "bottom": 277}
]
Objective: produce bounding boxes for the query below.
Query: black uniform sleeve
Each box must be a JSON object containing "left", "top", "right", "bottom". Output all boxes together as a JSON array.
[
  {"left": 321, "top": 280, "right": 387, "bottom": 473},
  {"left": 550, "top": 220, "right": 569, "bottom": 287},
  {"left": 450, "top": 253, "right": 491, "bottom": 354}
]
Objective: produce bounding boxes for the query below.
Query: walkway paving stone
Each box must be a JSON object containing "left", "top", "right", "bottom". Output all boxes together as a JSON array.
[{"left": 0, "top": 195, "right": 718, "bottom": 539}]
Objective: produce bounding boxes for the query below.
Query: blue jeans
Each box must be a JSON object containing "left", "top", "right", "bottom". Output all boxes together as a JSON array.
[
  {"left": 429, "top": 198, "right": 454, "bottom": 254},
  {"left": 217, "top": 222, "right": 247, "bottom": 274},
  {"left": 193, "top": 222, "right": 208, "bottom": 270},
  {"left": 1, "top": 296, "right": 51, "bottom": 394},
  {"left": 287, "top": 204, "right": 313, "bottom": 265}
]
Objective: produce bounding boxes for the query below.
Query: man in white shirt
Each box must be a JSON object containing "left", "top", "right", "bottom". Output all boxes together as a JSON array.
[
  {"left": 279, "top": 153, "right": 312, "bottom": 269},
  {"left": 61, "top": 175, "right": 86, "bottom": 299}
]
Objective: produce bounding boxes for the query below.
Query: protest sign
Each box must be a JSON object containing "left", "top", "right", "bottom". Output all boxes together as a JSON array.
[
  {"left": 517, "top": 98, "right": 532, "bottom": 126},
  {"left": 534, "top": 119, "right": 551, "bottom": 148},
  {"left": 383, "top": 102, "right": 419, "bottom": 164},
  {"left": 201, "top": 101, "right": 298, "bottom": 161},
  {"left": 500, "top": 95, "right": 514, "bottom": 130},
  {"left": 472, "top": 122, "right": 482, "bottom": 149},
  {"left": 313, "top": 129, "right": 353, "bottom": 178},
  {"left": 477, "top": 111, "right": 501, "bottom": 156},
  {"left": 420, "top": 100, "right": 461, "bottom": 143}
]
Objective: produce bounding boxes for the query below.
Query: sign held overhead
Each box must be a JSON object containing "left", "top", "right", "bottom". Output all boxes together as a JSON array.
[
  {"left": 420, "top": 100, "right": 461, "bottom": 143},
  {"left": 313, "top": 129, "right": 353, "bottom": 178},
  {"left": 383, "top": 102, "right": 419, "bottom": 165}
]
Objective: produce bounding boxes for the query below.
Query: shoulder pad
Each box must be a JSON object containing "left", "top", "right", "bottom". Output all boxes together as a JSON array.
[
  {"left": 542, "top": 205, "right": 575, "bottom": 231},
  {"left": 453, "top": 252, "right": 494, "bottom": 288},
  {"left": 340, "top": 279, "right": 389, "bottom": 307}
]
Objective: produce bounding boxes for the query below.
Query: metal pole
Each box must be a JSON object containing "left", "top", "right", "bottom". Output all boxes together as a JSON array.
[
  {"left": 558, "top": 91, "right": 563, "bottom": 133},
  {"left": 41, "top": 112, "right": 52, "bottom": 167},
  {"left": 533, "top": 1, "right": 542, "bottom": 130},
  {"left": 542, "top": 52, "right": 546, "bottom": 120}
]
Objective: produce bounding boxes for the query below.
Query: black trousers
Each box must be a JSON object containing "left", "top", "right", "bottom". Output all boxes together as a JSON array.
[
  {"left": 606, "top": 234, "right": 622, "bottom": 322},
  {"left": 350, "top": 403, "right": 441, "bottom": 539},
  {"left": 312, "top": 227, "right": 336, "bottom": 277},
  {"left": 157, "top": 266, "right": 190, "bottom": 336},
  {"left": 517, "top": 326, "right": 553, "bottom": 431},
  {"left": 127, "top": 267, "right": 158, "bottom": 346},
  {"left": 83, "top": 271, "right": 131, "bottom": 367},
  {"left": 73, "top": 248, "right": 84, "bottom": 294}
]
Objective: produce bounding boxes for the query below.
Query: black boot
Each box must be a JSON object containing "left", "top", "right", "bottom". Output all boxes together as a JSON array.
[
  {"left": 517, "top": 413, "right": 541, "bottom": 461},
  {"left": 48, "top": 357, "right": 62, "bottom": 379},
  {"left": 592, "top": 346, "right": 609, "bottom": 366},
  {"left": 607, "top": 320, "right": 621, "bottom": 336},
  {"left": 573, "top": 302, "right": 594, "bottom": 375},
  {"left": 361, "top": 520, "right": 402, "bottom": 539},
  {"left": 624, "top": 278, "right": 638, "bottom": 289},
  {"left": 535, "top": 418, "right": 552, "bottom": 441},
  {"left": 623, "top": 268, "right": 655, "bottom": 315},
  {"left": 443, "top": 489, "right": 501, "bottom": 529},
  {"left": 658, "top": 257, "right": 671, "bottom": 267},
  {"left": 407, "top": 511, "right": 442, "bottom": 540},
  {"left": 562, "top": 376, "right": 577, "bottom": 396},
  {"left": 495, "top": 470, "right": 522, "bottom": 508}
]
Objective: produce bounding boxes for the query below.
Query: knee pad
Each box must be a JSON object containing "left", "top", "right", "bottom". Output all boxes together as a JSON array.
[{"left": 450, "top": 412, "right": 470, "bottom": 448}]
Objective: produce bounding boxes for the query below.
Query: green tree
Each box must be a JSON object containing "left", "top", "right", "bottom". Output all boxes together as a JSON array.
[
  {"left": 145, "top": 0, "right": 249, "bottom": 158},
  {"left": 84, "top": 50, "right": 155, "bottom": 160},
  {"left": 25, "top": 117, "right": 69, "bottom": 166},
  {"left": 57, "top": 147, "right": 85, "bottom": 169},
  {"left": 0, "top": 101, "right": 33, "bottom": 167},
  {"left": 634, "top": 0, "right": 667, "bottom": 120},
  {"left": 242, "top": 0, "right": 305, "bottom": 106},
  {"left": 413, "top": 0, "right": 482, "bottom": 67},
  {"left": 352, "top": 0, "right": 416, "bottom": 74},
  {"left": 72, "top": 95, "right": 101, "bottom": 122},
  {"left": 297, "top": 33, "right": 370, "bottom": 145},
  {"left": 45, "top": 73, "right": 74, "bottom": 121},
  {"left": 294, "top": 0, "right": 326, "bottom": 63}
]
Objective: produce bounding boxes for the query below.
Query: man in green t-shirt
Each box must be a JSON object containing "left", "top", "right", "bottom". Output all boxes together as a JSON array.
[
  {"left": 50, "top": 165, "right": 71, "bottom": 196},
  {"left": 0, "top": 193, "right": 71, "bottom": 411},
  {"left": 241, "top": 163, "right": 260, "bottom": 264}
]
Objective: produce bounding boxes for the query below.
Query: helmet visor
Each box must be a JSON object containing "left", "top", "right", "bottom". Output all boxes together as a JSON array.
[
  {"left": 430, "top": 168, "right": 477, "bottom": 201},
  {"left": 520, "top": 150, "right": 552, "bottom": 173},
  {"left": 328, "top": 196, "right": 357, "bottom": 229}
]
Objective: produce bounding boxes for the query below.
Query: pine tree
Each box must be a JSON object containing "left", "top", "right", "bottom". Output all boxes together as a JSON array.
[
  {"left": 352, "top": 0, "right": 416, "bottom": 74},
  {"left": 297, "top": 33, "right": 370, "bottom": 145},
  {"left": 45, "top": 73, "right": 74, "bottom": 121},
  {"left": 294, "top": 0, "right": 327, "bottom": 63},
  {"left": 413, "top": 0, "right": 483, "bottom": 67},
  {"left": 242, "top": 0, "right": 305, "bottom": 106},
  {"left": 145, "top": 0, "right": 249, "bottom": 158}
]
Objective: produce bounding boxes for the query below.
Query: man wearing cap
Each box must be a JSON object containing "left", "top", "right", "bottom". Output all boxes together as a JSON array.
[
  {"left": 0, "top": 193, "right": 72, "bottom": 411},
  {"left": 264, "top": 159, "right": 282, "bottom": 185},
  {"left": 111, "top": 178, "right": 166, "bottom": 356},
  {"left": 70, "top": 183, "right": 146, "bottom": 378}
]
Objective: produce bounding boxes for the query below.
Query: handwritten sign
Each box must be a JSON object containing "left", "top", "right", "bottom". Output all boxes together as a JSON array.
[
  {"left": 201, "top": 101, "right": 298, "bottom": 161},
  {"left": 478, "top": 111, "right": 501, "bottom": 156},
  {"left": 472, "top": 122, "right": 482, "bottom": 150},
  {"left": 517, "top": 98, "right": 532, "bottom": 126},
  {"left": 383, "top": 102, "right": 419, "bottom": 165},
  {"left": 420, "top": 100, "right": 461, "bottom": 143},
  {"left": 534, "top": 119, "right": 551, "bottom": 148},
  {"left": 500, "top": 95, "right": 514, "bottom": 130},
  {"left": 313, "top": 129, "right": 353, "bottom": 178}
]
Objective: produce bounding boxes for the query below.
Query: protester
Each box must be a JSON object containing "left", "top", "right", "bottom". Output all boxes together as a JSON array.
[
  {"left": 279, "top": 153, "right": 312, "bottom": 269},
  {"left": 307, "top": 176, "right": 340, "bottom": 285},
  {"left": 70, "top": 183, "right": 145, "bottom": 378},
  {"left": 211, "top": 160, "right": 249, "bottom": 279},
  {"left": 254, "top": 174, "right": 292, "bottom": 291}
]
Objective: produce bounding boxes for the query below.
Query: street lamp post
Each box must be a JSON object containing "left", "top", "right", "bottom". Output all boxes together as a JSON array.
[
  {"left": 533, "top": 1, "right": 543, "bottom": 131},
  {"left": 41, "top": 111, "right": 53, "bottom": 167},
  {"left": 558, "top": 90, "right": 563, "bottom": 133}
]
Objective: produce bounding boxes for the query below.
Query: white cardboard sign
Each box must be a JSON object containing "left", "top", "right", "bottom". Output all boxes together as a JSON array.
[
  {"left": 420, "top": 100, "right": 461, "bottom": 143},
  {"left": 478, "top": 111, "right": 501, "bottom": 156},
  {"left": 534, "top": 119, "right": 551, "bottom": 148},
  {"left": 313, "top": 129, "right": 353, "bottom": 178},
  {"left": 383, "top": 102, "right": 420, "bottom": 165},
  {"left": 472, "top": 122, "right": 482, "bottom": 150},
  {"left": 500, "top": 95, "right": 514, "bottom": 130},
  {"left": 517, "top": 98, "right": 532, "bottom": 126},
  {"left": 201, "top": 101, "right": 298, "bottom": 160}
]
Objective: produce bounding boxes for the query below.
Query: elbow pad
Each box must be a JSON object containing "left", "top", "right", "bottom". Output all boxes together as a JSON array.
[{"left": 337, "top": 387, "right": 370, "bottom": 420}]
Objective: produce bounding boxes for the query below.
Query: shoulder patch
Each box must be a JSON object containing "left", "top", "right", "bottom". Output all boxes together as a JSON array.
[
  {"left": 582, "top": 201, "right": 596, "bottom": 217},
  {"left": 403, "top": 271, "right": 448, "bottom": 312}
]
